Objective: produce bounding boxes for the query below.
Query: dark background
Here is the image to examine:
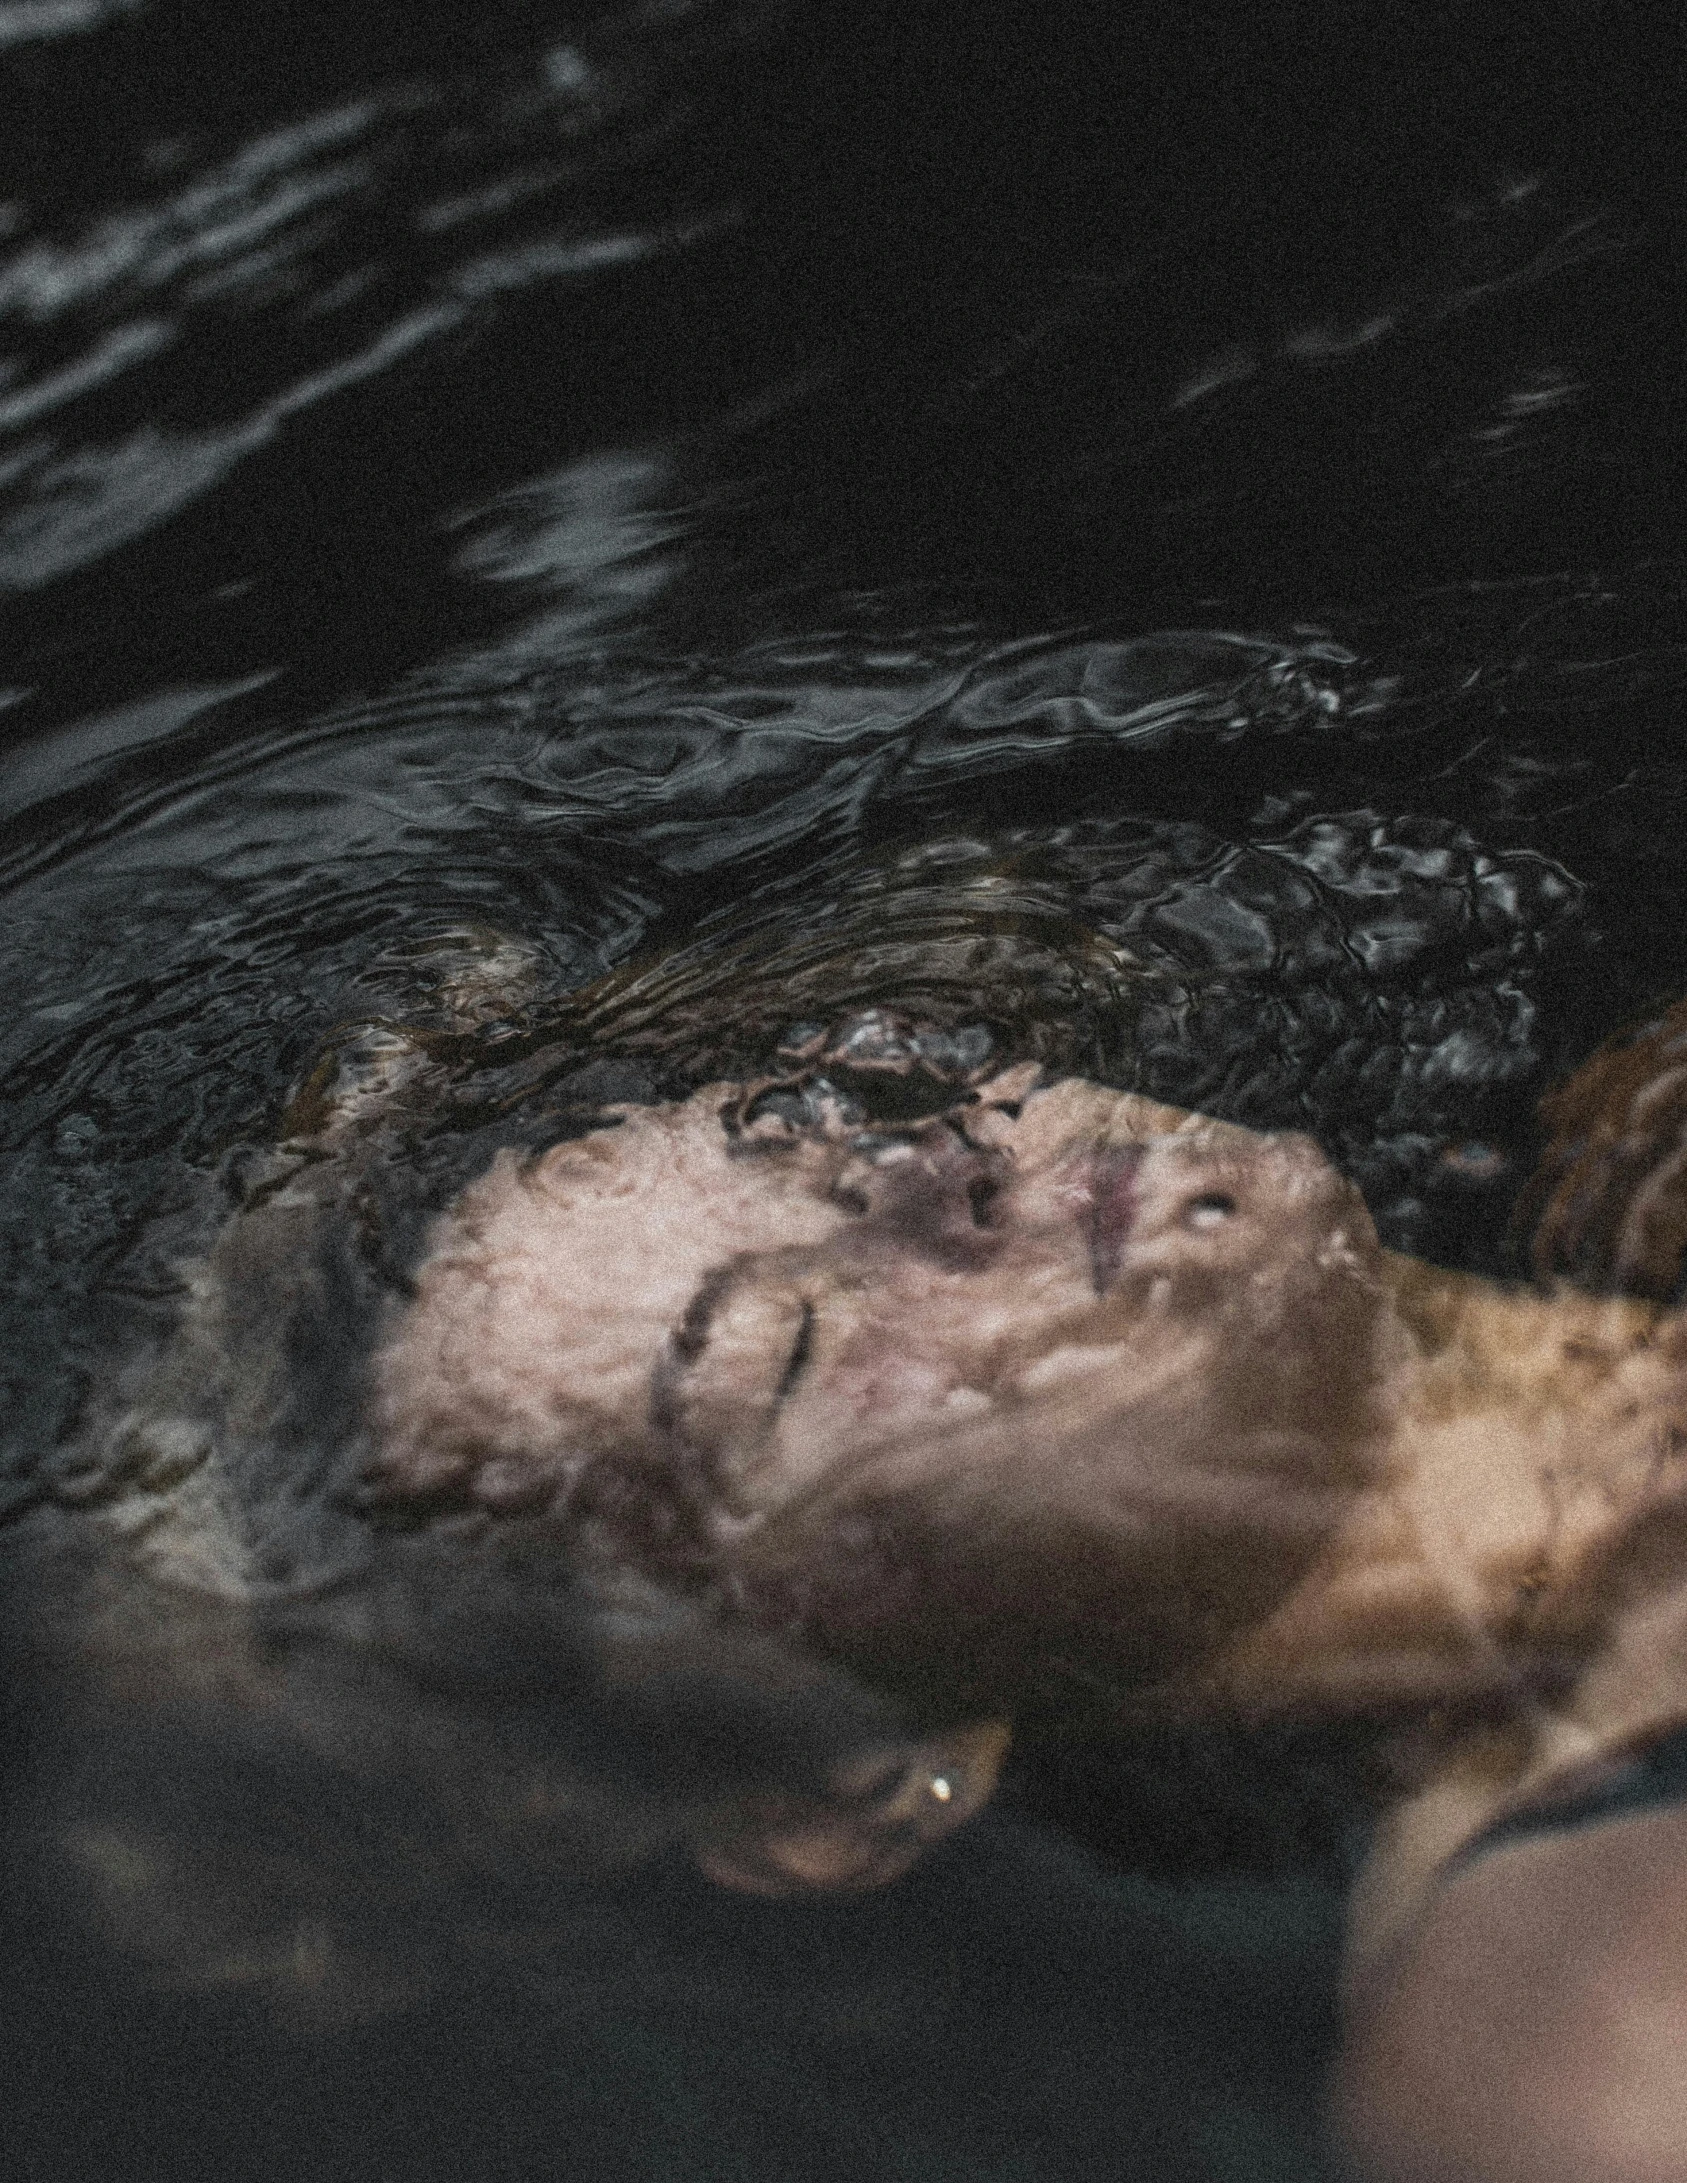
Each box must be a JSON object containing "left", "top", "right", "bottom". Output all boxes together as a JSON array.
[{"left": 0, "top": 0, "right": 1678, "bottom": 720}]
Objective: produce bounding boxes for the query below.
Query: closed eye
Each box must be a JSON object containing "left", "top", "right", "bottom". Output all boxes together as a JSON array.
[
  {"left": 671, "top": 1264, "right": 736, "bottom": 1362},
  {"left": 775, "top": 1298, "right": 816, "bottom": 1404}
]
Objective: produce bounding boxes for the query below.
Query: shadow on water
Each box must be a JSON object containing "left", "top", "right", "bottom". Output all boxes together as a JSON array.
[{"left": 1, "top": 2, "right": 1684, "bottom": 2178}]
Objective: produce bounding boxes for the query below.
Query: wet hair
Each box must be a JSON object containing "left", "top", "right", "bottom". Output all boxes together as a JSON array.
[
  {"left": 0, "top": 890, "right": 1577, "bottom": 2013},
  {"left": 7, "top": 1041, "right": 1013, "bottom": 2007}
]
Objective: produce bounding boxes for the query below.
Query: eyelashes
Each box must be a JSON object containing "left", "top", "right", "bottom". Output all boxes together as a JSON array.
[
  {"left": 671, "top": 1264, "right": 737, "bottom": 1364},
  {"left": 775, "top": 1297, "right": 816, "bottom": 1406}
]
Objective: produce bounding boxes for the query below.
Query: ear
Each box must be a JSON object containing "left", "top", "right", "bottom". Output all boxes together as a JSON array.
[{"left": 694, "top": 1722, "right": 1010, "bottom": 1896}]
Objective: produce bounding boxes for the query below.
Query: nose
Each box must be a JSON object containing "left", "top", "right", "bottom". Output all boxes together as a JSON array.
[
  {"left": 1086, "top": 1130, "right": 1280, "bottom": 1291},
  {"left": 1138, "top": 1128, "right": 1346, "bottom": 1241},
  {"left": 1088, "top": 1144, "right": 1147, "bottom": 1292},
  {"left": 832, "top": 1122, "right": 1008, "bottom": 1269}
]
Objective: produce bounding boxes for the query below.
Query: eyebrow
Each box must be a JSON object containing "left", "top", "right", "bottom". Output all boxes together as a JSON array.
[{"left": 647, "top": 1260, "right": 746, "bottom": 1448}]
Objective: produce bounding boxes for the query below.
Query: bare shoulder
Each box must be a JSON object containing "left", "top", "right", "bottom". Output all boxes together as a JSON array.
[{"left": 1339, "top": 1795, "right": 1687, "bottom": 2183}]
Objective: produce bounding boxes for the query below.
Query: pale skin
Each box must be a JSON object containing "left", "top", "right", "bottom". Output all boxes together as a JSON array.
[{"left": 363, "top": 1060, "right": 1687, "bottom": 2180}]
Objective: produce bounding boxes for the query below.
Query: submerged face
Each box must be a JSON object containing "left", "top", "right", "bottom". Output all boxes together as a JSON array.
[{"left": 372, "top": 1074, "right": 1391, "bottom": 1709}]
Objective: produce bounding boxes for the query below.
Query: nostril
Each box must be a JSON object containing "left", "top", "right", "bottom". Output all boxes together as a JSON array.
[
  {"left": 1183, "top": 1192, "right": 1237, "bottom": 1229},
  {"left": 966, "top": 1175, "right": 1001, "bottom": 1228}
]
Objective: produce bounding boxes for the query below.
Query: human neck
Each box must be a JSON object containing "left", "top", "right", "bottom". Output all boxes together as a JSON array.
[{"left": 1197, "top": 1258, "right": 1687, "bottom": 1725}]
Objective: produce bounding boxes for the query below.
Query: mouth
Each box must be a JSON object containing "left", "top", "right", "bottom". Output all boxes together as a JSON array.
[{"left": 1087, "top": 1143, "right": 1146, "bottom": 1293}]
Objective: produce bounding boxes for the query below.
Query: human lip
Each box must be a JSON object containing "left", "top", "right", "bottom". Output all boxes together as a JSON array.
[{"left": 1087, "top": 1143, "right": 1146, "bottom": 1293}]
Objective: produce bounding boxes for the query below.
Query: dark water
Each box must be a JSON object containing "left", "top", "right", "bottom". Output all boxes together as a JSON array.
[{"left": 1, "top": 4, "right": 1683, "bottom": 2177}]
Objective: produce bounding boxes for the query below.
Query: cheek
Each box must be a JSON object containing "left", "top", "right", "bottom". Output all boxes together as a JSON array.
[
  {"left": 774, "top": 1247, "right": 1115, "bottom": 1452},
  {"left": 772, "top": 1287, "right": 1025, "bottom": 1464},
  {"left": 780, "top": 1330, "right": 980, "bottom": 1448}
]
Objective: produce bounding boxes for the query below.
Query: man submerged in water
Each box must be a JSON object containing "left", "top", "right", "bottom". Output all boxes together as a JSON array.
[{"left": 38, "top": 979, "right": 1687, "bottom": 2183}]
